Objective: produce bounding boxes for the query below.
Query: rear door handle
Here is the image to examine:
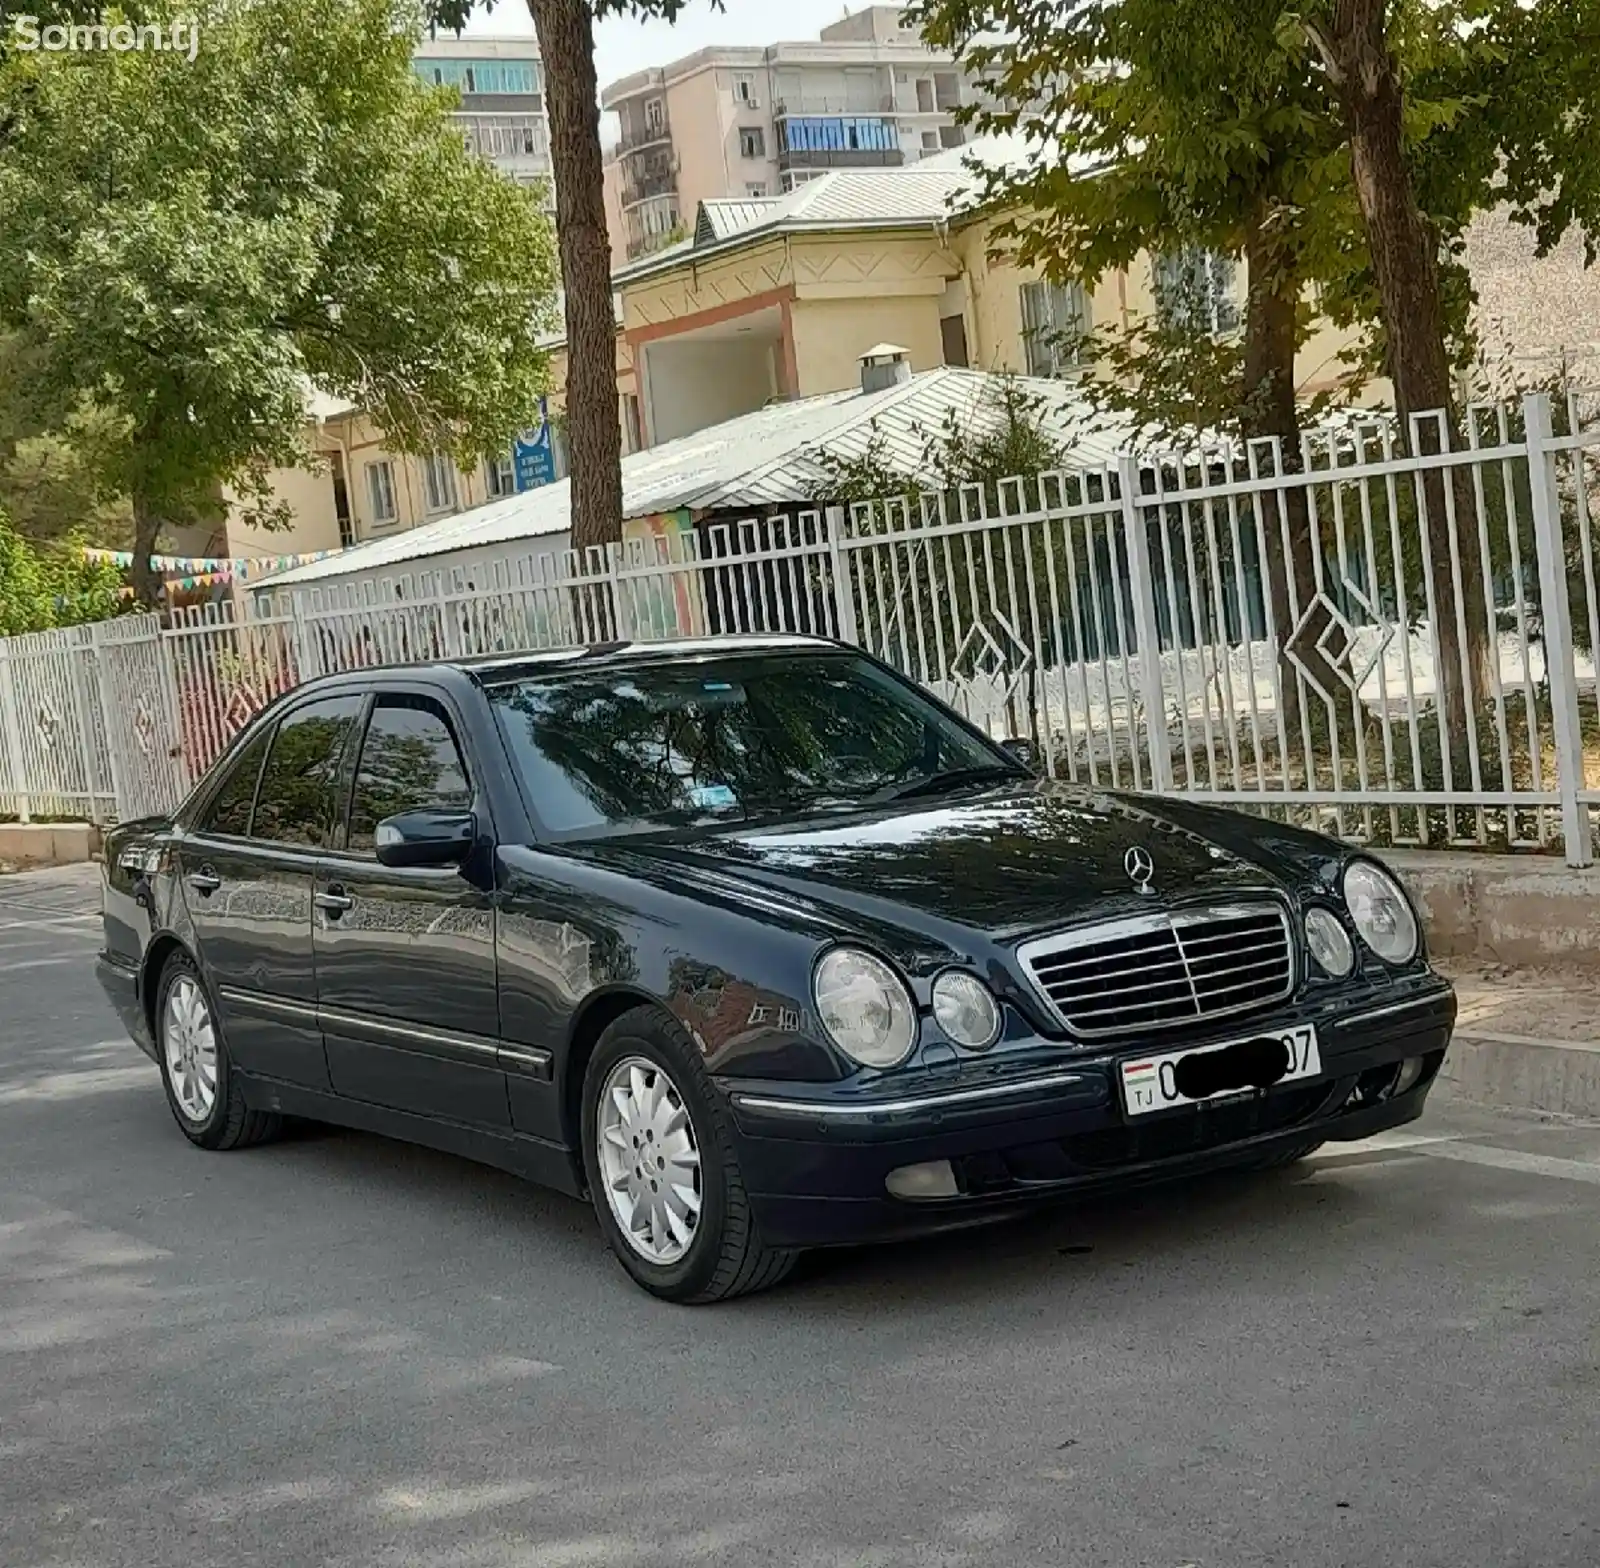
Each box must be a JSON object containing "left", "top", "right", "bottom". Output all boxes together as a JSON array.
[
  {"left": 187, "top": 869, "right": 221, "bottom": 895},
  {"left": 315, "top": 887, "right": 354, "bottom": 917}
]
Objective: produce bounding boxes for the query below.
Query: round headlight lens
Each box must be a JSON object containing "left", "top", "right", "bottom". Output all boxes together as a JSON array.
[
  {"left": 1343, "top": 861, "right": 1419, "bottom": 965},
  {"left": 1303, "top": 907, "right": 1354, "bottom": 978},
  {"left": 931, "top": 971, "right": 1002, "bottom": 1051},
  {"left": 813, "top": 948, "right": 917, "bottom": 1068}
]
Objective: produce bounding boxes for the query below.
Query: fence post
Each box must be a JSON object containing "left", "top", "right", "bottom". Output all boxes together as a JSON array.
[
  {"left": 606, "top": 543, "right": 634, "bottom": 641},
  {"left": 824, "top": 505, "right": 859, "bottom": 645},
  {"left": 1524, "top": 392, "right": 1593, "bottom": 867},
  {"left": 90, "top": 621, "right": 129, "bottom": 824},
  {"left": 68, "top": 630, "right": 104, "bottom": 825},
  {"left": 0, "top": 645, "right": 31, "bottom": 824},
  {"left": 1118, "top": 454, "right": 1173, "bottom": 793}
]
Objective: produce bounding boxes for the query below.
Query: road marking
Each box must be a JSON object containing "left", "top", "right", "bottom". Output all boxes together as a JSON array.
[
  {"left": 1314, "top": 1131, "right": 1600, "bottom": 1187},
  {"left": 1, "top": 955, "right": 91, "bottom": 972},
  {"left": 1411, "top": 1140, "right": 1600, "bottom": 1188}
]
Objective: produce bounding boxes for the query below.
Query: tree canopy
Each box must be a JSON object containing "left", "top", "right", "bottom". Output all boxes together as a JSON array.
[
  {"left": 0, "top": 508, "right": 127, "bottom": 637},
  {"left": 0, "top": 0, "right": 560, "bottom": 602}
]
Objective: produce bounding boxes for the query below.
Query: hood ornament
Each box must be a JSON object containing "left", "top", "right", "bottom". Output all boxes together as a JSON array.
[{"left": 1124, "top": 845, "right": 1155, "bottom": 895}]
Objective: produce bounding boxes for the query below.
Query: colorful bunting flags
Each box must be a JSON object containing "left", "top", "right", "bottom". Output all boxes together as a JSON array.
[{"left": 81, "top": 546, "right": 343, "bottom": 581}]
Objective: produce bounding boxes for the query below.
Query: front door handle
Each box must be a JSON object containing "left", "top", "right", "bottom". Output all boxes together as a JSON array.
[
  {"left": 315, "top": 887, "right": 354, "bottom": 917},
  {"left": 187, "top": 869, "right": 221, "bottom": 896}
]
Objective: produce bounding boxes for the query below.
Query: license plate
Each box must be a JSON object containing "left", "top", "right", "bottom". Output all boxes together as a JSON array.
[{"left": 1120, "top": 1025, "right": 1320, "bottom": 1119}]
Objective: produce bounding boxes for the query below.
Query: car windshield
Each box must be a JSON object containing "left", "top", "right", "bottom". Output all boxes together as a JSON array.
[{"left": 487, "top": 650, "right": 1021, "bottom": 839}]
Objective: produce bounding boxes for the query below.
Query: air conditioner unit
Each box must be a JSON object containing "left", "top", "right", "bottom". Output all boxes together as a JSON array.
[{"left": 746, "top": 95, "right": 761, "bottom": 109}]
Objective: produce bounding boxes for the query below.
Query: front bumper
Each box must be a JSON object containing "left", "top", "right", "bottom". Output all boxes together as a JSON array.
[{"left": 720, "top": 976, "right": 1456, "bottom": 1248}]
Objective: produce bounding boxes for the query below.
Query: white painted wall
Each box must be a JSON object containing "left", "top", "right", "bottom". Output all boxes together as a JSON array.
[{"left": 643, "top": 336, "right": 778, "bottom": 445}]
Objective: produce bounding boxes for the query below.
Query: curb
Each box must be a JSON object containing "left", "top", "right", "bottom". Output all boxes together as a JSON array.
[{"left": 1442, "top": 1028, "right": 1600, "bottom": 1120}]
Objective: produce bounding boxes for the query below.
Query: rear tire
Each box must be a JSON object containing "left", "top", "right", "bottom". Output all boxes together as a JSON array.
[
  {"left": 156, "top": 952, "right": 282, "bottom": 1151},
  {"left": 580, "top": 1007, "right": 797, "bottom": 1303}
]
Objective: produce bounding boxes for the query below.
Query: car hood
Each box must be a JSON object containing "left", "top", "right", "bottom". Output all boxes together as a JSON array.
[{"left": 572, "top": 781, "right": 1297, "bottom": 958}]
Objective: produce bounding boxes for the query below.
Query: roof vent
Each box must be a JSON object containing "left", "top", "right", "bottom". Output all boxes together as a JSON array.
[{"left": 859, "top": 343, "right": 912, "bottom": 394}]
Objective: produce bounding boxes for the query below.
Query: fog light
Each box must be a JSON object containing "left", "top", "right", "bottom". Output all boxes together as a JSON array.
[
  {"left": 1394, "top": 1056, "right": 1426, "bottom": 1096},
  {"left": 885, "top": 1160, "right": 958, "bottom": 1200}
]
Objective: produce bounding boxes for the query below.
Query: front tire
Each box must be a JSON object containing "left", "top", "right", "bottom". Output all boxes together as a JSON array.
[
  {"left": 580, "top": 1008, "right": 797, "bottom": 1303},
  {"left": 156, "top": 953, "right": 282, "bottom": 1151}
]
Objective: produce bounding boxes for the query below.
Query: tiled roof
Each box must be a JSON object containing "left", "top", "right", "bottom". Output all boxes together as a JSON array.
[{"left": 255, "top": 367, "right": 1133, "bottom": 590}]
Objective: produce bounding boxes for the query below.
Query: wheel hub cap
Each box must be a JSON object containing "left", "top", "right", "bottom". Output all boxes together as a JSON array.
[
  {"left": 597, "top": 1056, "right": 702, "bottom": 1265},
  {"left": 163, "top": 975, "right": 218, "bottom": 1123}
]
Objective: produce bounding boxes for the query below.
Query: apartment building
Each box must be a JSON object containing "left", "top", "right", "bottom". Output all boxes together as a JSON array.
[
  {"left": 413, "top": 35, "right": 552, "bottom": 196},
  {"left": 600, "top": 5, "right": 979, "bottom": 267}
]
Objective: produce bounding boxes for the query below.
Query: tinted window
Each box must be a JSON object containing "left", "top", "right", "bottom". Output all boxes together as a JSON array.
[
  {"left": 488, "top": 652, "right": 1013, "bottom": 838},
  {"left": 252, "top": 696, "right": 364, "bottom": 848},
  {"left": 347, "top": 698, "right": 472, "bottom": 853},
  {"left": 196, "top": 729, "right": 270, "bottom": 838}
]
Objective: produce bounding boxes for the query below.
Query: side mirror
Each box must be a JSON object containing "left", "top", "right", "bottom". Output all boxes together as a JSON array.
[
  {"left": 374, "top": 808, "right": 477, "bottom": 870},
  {"left": 999, "top": 737, "right": 1041, "bottom": 774}
]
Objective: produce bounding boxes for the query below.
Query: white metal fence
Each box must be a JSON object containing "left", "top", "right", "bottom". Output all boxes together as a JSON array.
[{"left": 3, "top": 391, "right": 1597, "bottom": 865}]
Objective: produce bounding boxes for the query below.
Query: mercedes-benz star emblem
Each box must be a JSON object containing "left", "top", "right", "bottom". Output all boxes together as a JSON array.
[{"left": 1124, "top": 845, "right": 1155, "bottom": 894}]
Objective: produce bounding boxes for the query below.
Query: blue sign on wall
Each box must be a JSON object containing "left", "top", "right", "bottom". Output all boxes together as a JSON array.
[{"left": 513, "top": 399, "right": 556, "bottom": 492}]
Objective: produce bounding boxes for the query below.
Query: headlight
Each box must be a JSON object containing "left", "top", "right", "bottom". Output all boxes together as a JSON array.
[
  {"left": 1303, "top": 907, "right": 1354, "bottom": 977},
  {"left": 931, "top": 971, "right": 1001, "bottom": 1051},
  {"left": 1342, "top": 861, "right": 1419, "bottom": 965},
  {"left": 813, "top": 948, "right": 917, "bottom": 1068}
]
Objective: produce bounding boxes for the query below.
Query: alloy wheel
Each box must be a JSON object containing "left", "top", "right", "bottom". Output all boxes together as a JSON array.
[
  {"left": 596, "top": 1055, "right": 703, "bottom": 1264},
  {"left": 163, "top": 975, "right": 218, "bottom": 1123}
]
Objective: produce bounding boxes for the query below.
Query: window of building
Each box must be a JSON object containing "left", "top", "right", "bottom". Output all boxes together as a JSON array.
[
  {"left": 418, "top": 59, "right": 540, "bottom": 96},
  {"left": 644, "top": 97, "right": 665, "bottom": 133},
  {"left": 251, "top": 697, "right": 365, "bottom": 850},
  {"left": 486, "top": 454, "right": 516, "bottom": 498},
  {"left": 920, "top": 130, "right": 939, "bottom": 151},
  {"left": 197, "top": 729, "right": 271, "bottom": 839},
  {"left": 346, "top": 698, "right": 473, "bottom": 855},
  {"left": 1153, "top": 248, "right": 1241, "bottom": 335},
  {"left": 422, "top": 454, "right": 457, "bottom": 513},
  {"left": 779, "top": 170, "right": 826, "bottom": 192},
  {"left": 778, "top": 116, "right": 897, "bottom": 154},
  {"left": 746, "top": 181, "right": 767, "bottom": 198},
  {"left": 365, "top": 460, "right": 397, "bottom": 526},
  {"left": 733, "top": 73, "right": 756, "bottom": 104},
  {"left": 738, "top": 126, "right": 765, "bottom": 159},
  {"left": 1019, "top": 279, "right": 1092, "bottom": 377},
  {"left": 621, "top": 393, "right": 643, "bottom": 454}
]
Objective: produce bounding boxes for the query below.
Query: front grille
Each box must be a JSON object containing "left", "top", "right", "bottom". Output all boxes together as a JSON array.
[{"left": 1017, "top": 902, "right": 1295, "bottom": 1039}]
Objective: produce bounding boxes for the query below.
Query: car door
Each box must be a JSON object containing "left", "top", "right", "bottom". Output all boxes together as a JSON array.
[
  {"left": 179, "top": 692, "right": 365, "bottom": 1090},
  {"left": 313, "top": 687, "right": 509, "bottom": 1128}
]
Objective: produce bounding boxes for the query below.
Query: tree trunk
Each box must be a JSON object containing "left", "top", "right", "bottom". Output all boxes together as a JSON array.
[
  {"left": 528, "top": 0, "right": 623, "bottom": 566},
  {"left": 130, "top": 492, "right": 162, "bottom": 608},
  {"left": 1315, "top": 0, "right": 1490, "bottom": 787},
  {"left": 1239, "top": 217, "right": 1322, "bottom": 781}
]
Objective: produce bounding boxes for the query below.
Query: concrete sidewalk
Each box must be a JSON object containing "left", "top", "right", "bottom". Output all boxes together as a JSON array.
[{"left": 1437, "top": 958, "right": 1600, "bottom": 1120}]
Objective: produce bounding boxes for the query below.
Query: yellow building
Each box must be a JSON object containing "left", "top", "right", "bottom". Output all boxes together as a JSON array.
[{"left": 607, "top": 139, "right": 1368, "bottom": 451}]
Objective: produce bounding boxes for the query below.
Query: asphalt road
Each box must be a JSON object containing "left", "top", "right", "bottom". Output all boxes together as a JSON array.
[{"left": 3, "top": 866, "right": 1598, "bottom": 1568}]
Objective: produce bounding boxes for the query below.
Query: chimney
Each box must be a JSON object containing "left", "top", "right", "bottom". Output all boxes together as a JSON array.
[{"left": 859, "top": 343, "right": 913, "bottom": 394}]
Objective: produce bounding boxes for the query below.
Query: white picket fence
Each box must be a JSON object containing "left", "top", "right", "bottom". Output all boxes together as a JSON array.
[{"left": 3, "top": 390, "right": 1598, "bottom": 865}]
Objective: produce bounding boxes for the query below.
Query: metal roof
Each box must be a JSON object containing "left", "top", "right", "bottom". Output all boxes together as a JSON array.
[
  {"left": 256, "top": 367, "right": 1133, "bottom": 591},
  {"left": 695, "top": 198, "right": 781, "bottom": 244}
]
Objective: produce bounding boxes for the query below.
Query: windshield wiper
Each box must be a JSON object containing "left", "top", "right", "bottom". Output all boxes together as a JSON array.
[{"left": 881, "top": 765, "right": 1025, "bottom": 803}]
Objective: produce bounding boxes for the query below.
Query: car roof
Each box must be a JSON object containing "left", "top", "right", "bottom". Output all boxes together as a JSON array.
[{"left": 286, "top": 634, "right": 843, "bottom": 696}]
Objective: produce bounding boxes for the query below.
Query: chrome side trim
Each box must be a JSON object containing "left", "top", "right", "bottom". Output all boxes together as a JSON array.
[
  {"left": 733, "top": 1070, "right": 1087, "bottom": 1120},
  {"left": 220, "top": 987, "right": 523, "bottom": 1071},
  {"left": 1341, "top": 990, "right": 1451, "bottom": 1028},
  {"left": 498, "top": 1044, "right": 555, "bottom": 1081},
  {"left": 317, "top": 1004, "right": 503, "bottom": 1067},
  {"left": 219, "top": 987, "right": 318, "bottom": 1023}
]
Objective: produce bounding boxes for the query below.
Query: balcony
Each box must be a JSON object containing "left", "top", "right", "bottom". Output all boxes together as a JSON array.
[
  {"left": 776, "top": 146, "right": 906, "bottom": 172},
  {"left": 621, "top": 167, "right": 679, "bottom": 208},
  {"left": 617, "top": 116, "right": 671, "bottom": 156},
  {"left": 773, "top": 93, "right": 895, "bottom": 117}
]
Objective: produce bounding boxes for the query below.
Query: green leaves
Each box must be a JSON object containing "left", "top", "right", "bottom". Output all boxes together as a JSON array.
[
  {"left": 0, "top": 509, "right": 127, "bottom": 636},
  {"left": 0, "top": 0, "right": 559, "bottom": 579}
]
